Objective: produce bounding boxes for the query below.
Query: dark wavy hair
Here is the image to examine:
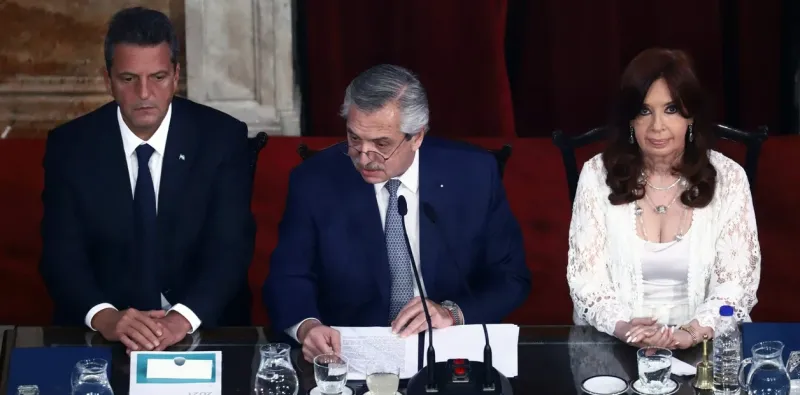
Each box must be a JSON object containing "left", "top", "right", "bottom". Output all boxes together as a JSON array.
[{"left": 602, "top": 48, "right": 716, "bottom": 208}]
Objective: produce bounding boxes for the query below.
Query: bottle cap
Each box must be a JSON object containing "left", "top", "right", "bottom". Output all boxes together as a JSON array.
[{"left": 720, "top": 305, "right": 734, "bottom": 316}]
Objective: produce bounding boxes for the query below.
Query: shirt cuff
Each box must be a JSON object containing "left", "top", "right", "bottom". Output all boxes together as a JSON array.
[
  {"left": 85, "top": 303, "right": 117, "bottom": 331},
  {"left": 287, "top": 318, "right": 320, "bottom": 343},
  {"left": 168, "top": 304, "right": 202, "bottom": 334}
]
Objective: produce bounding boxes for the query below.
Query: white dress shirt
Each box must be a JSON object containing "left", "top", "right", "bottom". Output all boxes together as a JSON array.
[
  {"left": 84, "top": 104, "right": 202, "bottom": 334},
  {"left": 286, "top": 150, "right": 425, "bottom": 341}
]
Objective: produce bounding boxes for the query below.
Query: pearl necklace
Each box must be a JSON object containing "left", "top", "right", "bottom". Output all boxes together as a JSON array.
[
  {"left": 646, "top": 177, "right": 682, "bottom": 191},
  {"left": 640, "top": 171, "right": 686, "bottom": 191}
]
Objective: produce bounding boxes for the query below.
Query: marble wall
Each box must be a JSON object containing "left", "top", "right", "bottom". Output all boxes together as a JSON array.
[
  {"left": 185, "top": 0, "right": 300, "bottom": 136},
  {"left": 0, "top": 0, "right": 186, "bottom": 138}
]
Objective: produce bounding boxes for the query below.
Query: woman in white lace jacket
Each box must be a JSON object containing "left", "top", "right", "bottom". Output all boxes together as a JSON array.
[{"left": 567, "top": 48, "right": 761, "bottom": 350}]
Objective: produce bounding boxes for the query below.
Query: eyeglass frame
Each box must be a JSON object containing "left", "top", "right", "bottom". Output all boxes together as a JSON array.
[{"left": 339, "top": 132, "right": 414, "bottom": 163}]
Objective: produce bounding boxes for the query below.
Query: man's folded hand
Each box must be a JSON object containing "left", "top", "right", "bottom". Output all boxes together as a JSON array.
[
  {"left": 149, "top": 312, "right": 192, "bottom": 352},
  {"left": 92, "top": 308, "right": 166, "bottom": 351}
]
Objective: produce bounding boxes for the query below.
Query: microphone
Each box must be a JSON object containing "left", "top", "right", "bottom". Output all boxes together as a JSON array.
[
  {"left": 406, "top": 201, "right": 513, "bottom": 395},
  {"left": 397, "top": 195, "right": 437, "bottom": 391},
  {"left": 483, "top": 324, "right": 493, "bottom": 389}
]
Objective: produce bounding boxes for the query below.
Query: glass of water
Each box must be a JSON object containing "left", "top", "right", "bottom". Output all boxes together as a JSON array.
[
  {"left": 366, "top": 360, "right": 400, "bottom": 395},
  {"left": 71, "top": 358, "right": 114, "bottom": 395},
  {"left": 637, "top": 347, "right": 672, "bottom": 392},
  {"left": 15, "top": 385, "right": 39, "bottom": 395},
  {"left": 314, "top": 353, "right": 348, "bottom": 394},
  {"left": 787, "top": 351, "right": 800, "bottom": 393}
]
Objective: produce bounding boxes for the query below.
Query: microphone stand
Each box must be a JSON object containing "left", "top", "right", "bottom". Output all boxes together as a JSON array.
[
  {"left": 400, "top": 197, "right": 512, "bottom": 394},
  {"left": 397, "top": 196, "right": 437, "bottom": 392}
]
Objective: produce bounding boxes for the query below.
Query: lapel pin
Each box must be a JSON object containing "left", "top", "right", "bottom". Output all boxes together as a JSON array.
[{"left": 179, "top": 154, "right": 185, "bottom": 161}]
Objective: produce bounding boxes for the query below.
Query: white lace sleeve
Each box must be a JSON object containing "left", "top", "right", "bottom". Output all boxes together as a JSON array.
[
  {"left": 694, "top": 161, "right": 761, "bottom": 330},
  {"left": 567, "top": 159, "right": 633, "bottom": 336}
]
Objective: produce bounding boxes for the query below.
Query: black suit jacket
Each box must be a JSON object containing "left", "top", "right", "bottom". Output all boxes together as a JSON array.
[{"left": 39, "top": 96, "right": 255, "bottom": 328}]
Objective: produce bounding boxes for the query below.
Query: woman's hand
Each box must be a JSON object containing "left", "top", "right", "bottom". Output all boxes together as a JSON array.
[
  {"left": 672, "top": 329, "right": 694, "bottom": 350},
  {"left": 615, "top": 318, "right": 658, "bottom": 343},
  {"left": 616, "top": 318, "right": 681, "bottom": 349},
  {"left": 629, "top": 325, "right": 679, "bottom": 349}
]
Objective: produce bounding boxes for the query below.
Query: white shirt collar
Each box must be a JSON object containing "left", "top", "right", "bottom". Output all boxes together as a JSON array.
[
  {"left": 374, "top": 148, "right": 420, "bottom": 195},
  {"left": 118, "top": 103, "right": 172, "bottom": 158}
]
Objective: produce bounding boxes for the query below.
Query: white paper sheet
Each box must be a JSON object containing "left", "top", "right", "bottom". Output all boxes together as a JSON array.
[
  {"left": 332, "top": 324, "right": 519, "bottom": 380},
  {"left": 332, "top": 326, "right": 419, "bottom": 380},
  {"left": 671, "top": 357, "right": 697, "bottom": 376}
]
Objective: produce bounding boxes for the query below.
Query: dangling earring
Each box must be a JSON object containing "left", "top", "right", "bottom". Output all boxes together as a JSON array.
[
  {"left": 688, "top": 124, "right": 694, "bottom": 142},
  {"left": 629, "top": 126, "right": 634, "bottom": 144}
]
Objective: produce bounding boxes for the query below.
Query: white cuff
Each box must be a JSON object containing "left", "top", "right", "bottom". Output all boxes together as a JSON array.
[
  {"left": 168, "top": 304, "right": 202, "bottom": 334},
  {"left": 287, "top": 318, "right": 320, "bottom": 343},
  {"left": 85, "top": 303, "right": 117, "bottom": 330}
]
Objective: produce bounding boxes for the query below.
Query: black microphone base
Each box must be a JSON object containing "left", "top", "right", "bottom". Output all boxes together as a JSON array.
[{"left": 406, "top": 361, "right": 512, "bottom": 395}]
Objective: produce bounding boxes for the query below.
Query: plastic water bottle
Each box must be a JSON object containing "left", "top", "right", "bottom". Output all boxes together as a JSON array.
[{"left": 713, "top": 305, "right": 742, "bottom": 393}]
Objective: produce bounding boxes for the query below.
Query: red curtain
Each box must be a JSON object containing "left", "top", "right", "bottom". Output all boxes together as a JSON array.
[
  {"left": 300, "top": 0, "right": 515, "bottom": 138},
  {"left": 300, "top": 1, "right": 783, "bottom": 138}
]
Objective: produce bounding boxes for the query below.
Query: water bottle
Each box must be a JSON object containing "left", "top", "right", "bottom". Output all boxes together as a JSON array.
[{"left": 713, "top": 305, "right": 742, "bottom": 393}]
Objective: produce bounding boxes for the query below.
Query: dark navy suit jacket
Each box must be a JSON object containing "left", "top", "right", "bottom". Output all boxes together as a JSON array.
[
  {"left": 39, "top": 96, "right": 255, "bottom": 327},
  {"left": 263, "top": 137, "right": 531, "bottom": 334}
]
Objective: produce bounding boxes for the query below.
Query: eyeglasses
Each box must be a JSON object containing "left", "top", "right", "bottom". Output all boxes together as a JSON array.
[{"left": 339, "top": 134, "right": 410, "bottom": 163}]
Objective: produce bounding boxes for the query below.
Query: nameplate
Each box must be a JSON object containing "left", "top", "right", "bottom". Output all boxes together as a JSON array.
[{"left": 129, "top": 351, "right": 221, "bottom": 395}]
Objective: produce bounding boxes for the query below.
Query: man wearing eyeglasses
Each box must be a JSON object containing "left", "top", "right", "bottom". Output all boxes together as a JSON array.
[{"left": 264, "top": 64, "right": 531, "bottom": 362}]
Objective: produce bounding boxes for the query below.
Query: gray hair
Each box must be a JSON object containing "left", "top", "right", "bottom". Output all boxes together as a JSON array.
[{"left": 340, "top": 64, "right": 429, "bottom": 135}]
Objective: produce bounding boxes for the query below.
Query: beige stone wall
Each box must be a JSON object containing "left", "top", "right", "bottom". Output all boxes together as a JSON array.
[
  {"left": 0, "top": 0, "right": 186, "bottom": 138},
  {"left": 184, "top": 0, "right": 300, "bottom": 135}
]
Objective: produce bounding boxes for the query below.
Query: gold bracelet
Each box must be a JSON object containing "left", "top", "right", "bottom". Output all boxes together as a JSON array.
[{"left": 679, "top": 325, "right": 698, "bottom": 345}]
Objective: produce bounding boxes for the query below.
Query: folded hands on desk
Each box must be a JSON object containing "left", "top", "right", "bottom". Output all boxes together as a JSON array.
[
  {"left": 614, "top": 317, "right": 712, "bottom": 350},
  {"left": 92, "top": 308, "right": 191, "bottom": 353}
]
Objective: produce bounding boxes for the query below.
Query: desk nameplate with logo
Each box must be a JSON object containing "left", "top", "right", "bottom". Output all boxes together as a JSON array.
[{"left": 129, "top": 351, "right": 222, "bottom": 395}]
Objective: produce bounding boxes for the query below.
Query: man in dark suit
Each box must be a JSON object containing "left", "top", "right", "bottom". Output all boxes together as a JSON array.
[
  {"left": 264, "top": 64, "right": 531, "bottom": 362},
  {"left": 39, "top": 7, "right": 255, "bottom": 352}
]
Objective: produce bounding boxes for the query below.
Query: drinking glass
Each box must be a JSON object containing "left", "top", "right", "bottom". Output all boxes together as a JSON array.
[
  {"left": 314, "top": 353, "right": 349, "bottom": 394},
  {"left": 637, "top": 347, "right": 672, "bottom": 392},
  {"left": 787, "top": 351, "right": 800, "bottom": 393},
  {"left": 366, "top": 360, "right": 400, "bottom": 395},
  {"left": 71, "top": 358, "right": 113, "bottom": 395},
  {"left": 15, "top": 385, "right": 39, "bottom": 395}
]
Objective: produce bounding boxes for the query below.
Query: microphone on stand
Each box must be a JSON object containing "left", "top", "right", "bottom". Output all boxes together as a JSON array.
[
  {"left": 482, "top": 324, "right": 493, "bottom": 390},
  {"left": 397, "top": 195, "right": 437, "bottom": 391},
  {"left": 405, "top": 200, "right": 513, "bottom": 395}
]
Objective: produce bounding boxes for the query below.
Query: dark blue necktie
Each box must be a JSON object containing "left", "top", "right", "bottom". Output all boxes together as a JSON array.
[{"left": 133, "top": 144, "right": 160, "bottom": 310}]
